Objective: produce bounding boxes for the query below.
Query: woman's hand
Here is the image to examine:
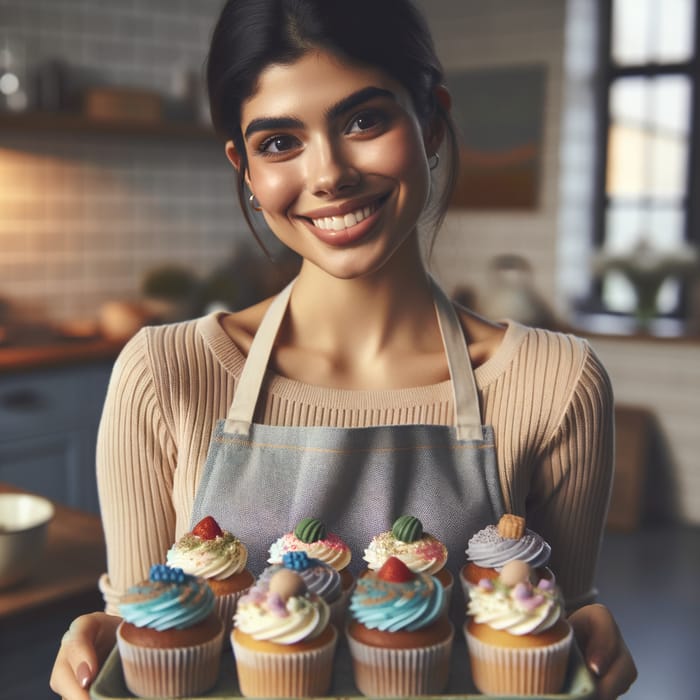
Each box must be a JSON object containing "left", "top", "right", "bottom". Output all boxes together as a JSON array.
[
  {"left": 569, "top": 603, "right": 637, "bottom": 699},
  {"left": 49, "top": 612, "right": 121, "bottom": 700}
]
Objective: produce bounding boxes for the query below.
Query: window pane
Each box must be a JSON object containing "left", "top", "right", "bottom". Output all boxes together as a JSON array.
[
  {"left": 612, "top": 0, "right": 696, "bottom": 65},
  {"left": 607, "top": 77, "right": 690, "bottom": 198},
  {"left": 606, "top": 203, "right": 686, "bottom": 252}
]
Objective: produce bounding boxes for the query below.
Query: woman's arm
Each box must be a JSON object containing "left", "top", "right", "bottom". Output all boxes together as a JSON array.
[{"left": 96, "top": 328, "right": 179, "bottom": 610}]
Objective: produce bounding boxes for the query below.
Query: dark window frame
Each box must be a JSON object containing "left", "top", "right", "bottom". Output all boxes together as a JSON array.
[{"left": 592, "top": 0, "right": 700, "bottom": 320}]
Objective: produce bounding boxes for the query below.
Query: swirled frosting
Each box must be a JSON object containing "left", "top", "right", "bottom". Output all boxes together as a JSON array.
[
  {"left": 268, "top": 532, "right": 351, "bottom": 571},
  {"left": 349, "top": 571, "right": 444, "bottom": 632},
  {"left": 467, "top": 575, "right": 562, "bottom": 635},
  {"left": 363, "top": 530, "right": 447, "bottom": 575},
  {"left": 119, "top": 566, "right": 215, "bottom": 631},
  {"left": 259, "top": 560, "right": 342, "bottom": 604},
  {"left": 166, "top": 530, "right": 248, "bottom": 580},
  {"left": 234, "top": 583, "right": 330, "bottom": 644},
  {"left": 466, "top": 525, "right": 551, "bottom": 571}
]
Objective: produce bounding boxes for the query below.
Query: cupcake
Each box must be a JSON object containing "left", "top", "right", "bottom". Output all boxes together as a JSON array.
[
  {"left": 363, "top": 515, "right": 453, "bottom": 604},
  {"left": 259, "top": 551, "right": 346, "bottom": 630},
  {"left": 460, "top": 514, "right": 553, "bottom": 598},
  {"left": 116, "top": 564, "right": 224, "bottom": 698},
  {"left": 347, "top": 556, "right": 453, "bottom": 696},
  {"left": 268, "top": 517, "right": 354, "bottom": 597},
  {"left": 166, "top": 515, "right": 254, "bottom": 641},
  {"left": 464, "top": 559, "right": 572, "bottom": 695},
  {"left": 231, "top": 569, "right": 338, "bottom": 697}
]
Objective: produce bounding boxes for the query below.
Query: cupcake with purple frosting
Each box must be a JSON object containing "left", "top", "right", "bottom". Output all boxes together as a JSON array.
[
  {"left": 259, "top": 551, "right": 347, "bottom": 629},
  {"left": 460, "top": 515, "right": 553, "bottom": 599}
]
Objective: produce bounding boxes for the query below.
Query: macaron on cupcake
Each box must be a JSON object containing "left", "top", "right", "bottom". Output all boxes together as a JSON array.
[
  {"left": 268, "top": 516, "right": 354, "bottom": 595},
  {"left": 166, "top": 515, "right": 254, "bottom": 641},
  {"left": 259, "top": 551, "right": 346, "bottom": 630},
  {"left": 231, "top": 569, "right": 338, "bottom": 697},
  {"left": 347, "top": 556, "right": 453, "bottom": 696},
  {"left": 116, "top": 564, "right": 224, "bottom": 698},
  {"left": 363, "top": 515, "right": 453, "bottom": 604},
  {"left": 461, "top": 514, "right": 553, "bottom": 598},
  {"left": 464, "top": 559, "right": 572, "bottom": 695}
]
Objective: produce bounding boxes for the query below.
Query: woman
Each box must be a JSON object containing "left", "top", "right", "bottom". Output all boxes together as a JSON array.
[{"left": 51, "top": 1, "right": 636, "bottom": 698}]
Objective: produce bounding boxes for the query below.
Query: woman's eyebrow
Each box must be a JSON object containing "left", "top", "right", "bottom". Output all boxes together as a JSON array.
[{"left": 243, "top": 86, "right": 396, "bottom": 140}]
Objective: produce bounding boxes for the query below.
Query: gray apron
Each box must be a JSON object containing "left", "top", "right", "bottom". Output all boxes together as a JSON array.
[{"left": 191, "top": 278, "right": 505, "bottom": 616}]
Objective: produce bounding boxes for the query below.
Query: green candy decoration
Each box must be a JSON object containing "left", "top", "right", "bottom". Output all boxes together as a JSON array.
[
  {"left": 294, "top": 517, "right": 327, "bottom": 543},
  {"left": 392, "top": 515, "right": 424, "bottom": 543}
]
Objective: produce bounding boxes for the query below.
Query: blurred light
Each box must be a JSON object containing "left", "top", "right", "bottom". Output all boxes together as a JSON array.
[{"left": 0, "top": 72, "right": 19, "bottom": 95}]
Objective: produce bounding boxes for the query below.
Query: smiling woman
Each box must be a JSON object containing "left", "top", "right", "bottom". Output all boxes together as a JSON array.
[{"left": 49, "top": 2, "right": 636, "bottom": 699}]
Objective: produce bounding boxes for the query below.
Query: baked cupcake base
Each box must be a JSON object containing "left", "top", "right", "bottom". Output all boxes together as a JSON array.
[
  {"left": 464, "top": 618, "right": 572, "bottom": 695},
  {"left": 231, "top": 624, "right": 338, "bottom": 697},
  {"left": 346, "top": 618, "right": 454, "bottom": 697},
  {"left": 117, "top": 616, "right": 224, "bottom": 698}
]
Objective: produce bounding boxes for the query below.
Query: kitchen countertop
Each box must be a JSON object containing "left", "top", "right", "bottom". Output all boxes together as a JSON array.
[
  {"left": 0, "top": 336, "right": 125, "bottom": 374},
  {"left": 0, "top": 483, "right": 106, "bottom": 619}
]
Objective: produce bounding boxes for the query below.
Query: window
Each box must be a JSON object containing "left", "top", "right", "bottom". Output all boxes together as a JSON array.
[{"left": 594, "top": 0, "right": 699, "bottom": 326}]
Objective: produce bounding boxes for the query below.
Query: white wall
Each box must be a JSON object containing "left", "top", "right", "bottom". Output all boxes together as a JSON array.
[{"left": 420, "top": 0, "right": 700, "bottom": 525}]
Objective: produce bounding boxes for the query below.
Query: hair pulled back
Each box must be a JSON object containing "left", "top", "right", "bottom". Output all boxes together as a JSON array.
[{"left": 206, "top": 0, "right": 459, "bottom": 251}]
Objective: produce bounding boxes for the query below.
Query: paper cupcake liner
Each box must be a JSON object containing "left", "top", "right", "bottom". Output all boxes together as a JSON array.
[
  {"left": 464, "top": 622, "right": 572, "bottom": 695},
  {"left": 231, "top": 626, "right": 338, "bottom": 697},
  {"left": 347, "top": 624, "right": 454, "bottom": 697},
  {"left": 215, "top": 588, "right": 249, "bottom": 646},
  {"left": 329, "top": 586, "right": 352, "bottom": 631},
  {"left": 117, "top": 623, "right": 224, "bottom": 698}
]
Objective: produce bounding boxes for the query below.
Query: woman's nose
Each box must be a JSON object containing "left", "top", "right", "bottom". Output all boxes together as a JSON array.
[{"left": 307, "top": 140, "right": 360, "bottom": 196}]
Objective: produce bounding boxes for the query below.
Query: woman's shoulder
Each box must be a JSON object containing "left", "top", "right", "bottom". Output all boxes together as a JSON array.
[{"left": 464, "top": 311, "right": 607, "bottom": 393}]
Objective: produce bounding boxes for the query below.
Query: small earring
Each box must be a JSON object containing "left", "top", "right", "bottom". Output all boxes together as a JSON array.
[
  {"left": 249, "top": 193, "right": 262, "bottom": 212},
  {"left": 428, "top": 152, "right": 440, "bottom": 171}
]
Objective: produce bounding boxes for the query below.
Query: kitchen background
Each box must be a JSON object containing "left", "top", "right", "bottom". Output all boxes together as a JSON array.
[{"left": 0, "top": 1, "right": 698, "bottom": 699}]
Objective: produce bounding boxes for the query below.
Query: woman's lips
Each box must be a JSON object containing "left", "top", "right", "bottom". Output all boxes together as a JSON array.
[{"left": 299, "top": 195, "right": 389, "bottom": 247}]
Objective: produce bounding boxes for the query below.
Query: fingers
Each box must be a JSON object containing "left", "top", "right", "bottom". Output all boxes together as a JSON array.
[
  {"left": 569, "top": 603, "right": 637, "bottom": 699},
  {"left": 49, "top": 613, "right": 120, "bottom": 700}
]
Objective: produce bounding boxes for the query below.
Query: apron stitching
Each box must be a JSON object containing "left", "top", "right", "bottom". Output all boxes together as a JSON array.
[{"left": 213, "top": 436, "right": 494, "bottom": 453}]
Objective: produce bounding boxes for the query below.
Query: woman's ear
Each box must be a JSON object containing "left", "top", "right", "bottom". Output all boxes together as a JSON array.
[
  {"left": 424, "top": 85, "right": 452, "bottom": 156},
  {"left": 225, "top": 140, "right": 244, "bottom": 172}
]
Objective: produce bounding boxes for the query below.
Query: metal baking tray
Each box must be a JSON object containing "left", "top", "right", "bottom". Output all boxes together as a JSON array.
[{"left": 90, "top": 634, "right": 595, "bottom": 700}]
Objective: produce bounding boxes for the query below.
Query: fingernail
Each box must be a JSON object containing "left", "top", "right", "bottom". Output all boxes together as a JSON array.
[
  {"left": 589, "top": 659, "right": 602, "bottom": 676},
  {"left": 77, "top": 661, "right": 92, "bottom": 689}
]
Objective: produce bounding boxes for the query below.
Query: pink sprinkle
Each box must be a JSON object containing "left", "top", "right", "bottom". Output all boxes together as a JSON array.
[
  {"left": 538, "top": 578, "right": 554, "bottom": 590},
  {"left": 478, "top": 578, "right": 494, "bottom": 591},
  {"left": 513, "top": 582, "right": 532, "bottom": 600},
  {"left": 520, "top": 594, "right": 544, "bottom": 611}
]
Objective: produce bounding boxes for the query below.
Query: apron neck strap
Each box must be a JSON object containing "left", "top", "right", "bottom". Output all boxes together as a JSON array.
[{"left": 226, "top": 276, "right": 483, "bottom": 440}]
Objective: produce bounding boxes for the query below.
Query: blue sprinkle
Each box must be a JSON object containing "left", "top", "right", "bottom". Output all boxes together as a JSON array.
[
  {"left": 283, "top": 551, "right": 312, "bottom": 571},
  {"left": 149, "top": 564, "right": 186, "bottom": 583}
]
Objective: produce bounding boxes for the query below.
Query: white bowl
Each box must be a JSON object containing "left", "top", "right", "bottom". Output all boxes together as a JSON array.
[{"left": 0, "top": 493, "right": 54, "bottom": 590}]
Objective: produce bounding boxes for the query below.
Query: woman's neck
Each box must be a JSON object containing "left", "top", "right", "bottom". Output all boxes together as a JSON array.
[{"left": 272, "top": 235, "right": 449, "bottom": 389}]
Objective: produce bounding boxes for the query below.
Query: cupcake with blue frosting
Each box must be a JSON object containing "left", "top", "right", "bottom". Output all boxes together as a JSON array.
[
  {"left": 116, "top": 564, "right": 224, "bottom": 698},
  {"left": 346, "top": 556, "right": 453, "bottom": 696}
]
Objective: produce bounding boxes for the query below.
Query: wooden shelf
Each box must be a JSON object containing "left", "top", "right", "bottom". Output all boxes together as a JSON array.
[{"left": 0, "top": 110, "right": 218, "bottom": 141}]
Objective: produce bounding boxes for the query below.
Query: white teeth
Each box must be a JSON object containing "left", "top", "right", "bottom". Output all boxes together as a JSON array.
[{"left": 311, "top": 202, "right": 378, "bottom": 231}]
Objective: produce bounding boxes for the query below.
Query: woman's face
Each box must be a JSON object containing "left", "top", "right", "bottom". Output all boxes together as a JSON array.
[{"left": 228, "top": 50, "right": 435, "bottom": 280}]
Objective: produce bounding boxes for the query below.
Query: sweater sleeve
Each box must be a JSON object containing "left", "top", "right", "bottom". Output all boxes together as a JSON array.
[
  {"left": 525, "top": 341, "right": 614, "bottom": 610},
  {"left": 96, "top": 328, "right": 178, "bottom": 614}
]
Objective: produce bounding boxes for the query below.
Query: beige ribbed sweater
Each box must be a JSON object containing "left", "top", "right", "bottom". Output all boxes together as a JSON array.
[{"left": 97, "top": 312, "right": 613, "bottom": 613}]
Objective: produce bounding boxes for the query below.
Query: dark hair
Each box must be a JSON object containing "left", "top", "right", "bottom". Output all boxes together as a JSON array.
[{"left": 206, "top": 0, "right": 459, "bottom": 254}]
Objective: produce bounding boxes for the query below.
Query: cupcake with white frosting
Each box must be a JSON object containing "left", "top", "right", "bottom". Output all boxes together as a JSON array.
[
  {"left": 166, "top": 515, "right": 253, "bottom": 641},
  {"left": 464, "top": 559, "right": 572, "bottom": 695},
  {"left": 363, "top": 515, "right": 453, "bottom": 604},
  {"left": 231, "top": 569, "right": 338, "bottom": 697}
]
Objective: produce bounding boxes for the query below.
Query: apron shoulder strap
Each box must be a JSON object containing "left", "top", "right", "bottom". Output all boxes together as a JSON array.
[{"left": 226, "top": 276, "right": 484, "bottom": 440}]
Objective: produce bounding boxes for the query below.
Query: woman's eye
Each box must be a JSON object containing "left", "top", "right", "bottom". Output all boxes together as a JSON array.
[
  {"left": 347, "top": 110, "right": 385, "bottom": 134},
  {"left": 258, "top": 134, "right": 300, "bottom": 155}
]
